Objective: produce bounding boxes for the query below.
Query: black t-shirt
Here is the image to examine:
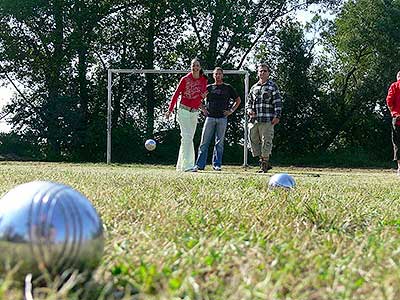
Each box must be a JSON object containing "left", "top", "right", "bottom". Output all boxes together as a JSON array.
[{"left": 206, "top": 83, "right": 239, "bottom": 118}]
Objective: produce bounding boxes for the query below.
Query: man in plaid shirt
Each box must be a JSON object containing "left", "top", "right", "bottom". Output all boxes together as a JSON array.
[{"left": 247, "top": 63, "right": 282, "bottom": 173}]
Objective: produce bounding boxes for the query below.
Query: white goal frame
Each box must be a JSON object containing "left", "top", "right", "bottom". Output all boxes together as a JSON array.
[{"left": 107, "top": 69, "right": 250, "bottom": 165}]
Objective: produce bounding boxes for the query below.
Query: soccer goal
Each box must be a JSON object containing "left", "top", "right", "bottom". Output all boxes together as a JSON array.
[{"left": 107, "top": 68, "right": 250, "bottom": 165}]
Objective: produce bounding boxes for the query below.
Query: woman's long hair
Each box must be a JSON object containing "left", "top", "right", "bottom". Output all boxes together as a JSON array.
[{"left": 192, "top": 58, "right": 208, "bottom": 79}]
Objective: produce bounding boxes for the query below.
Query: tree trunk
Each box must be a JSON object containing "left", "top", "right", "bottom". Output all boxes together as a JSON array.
[
  {"left": 145, "top": 6, "right": 156, "bottom": 137},
  {"left": 46, "top": 0, "right": 64, "bottom": 160},
  {"left": 205, "top": 6, "right": 222, "bottom": 68},
  {"left": 74, "top": 1, "right": 93, "bottom": 158}
]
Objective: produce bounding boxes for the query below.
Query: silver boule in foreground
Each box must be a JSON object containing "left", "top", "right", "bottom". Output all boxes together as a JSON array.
[
  {"left": 0, "top": 181, "right": 104, "bottom": 278},
  {"left": 268, "top": 173, "right": 296, "bottom": 189}
]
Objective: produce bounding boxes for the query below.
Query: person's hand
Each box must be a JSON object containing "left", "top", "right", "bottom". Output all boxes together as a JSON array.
[
  {"left": 271, "top": 117, "right": 280, "bottom": 125},
  {"left": 248, "top": 110, "right": 256, "bottom": 118},
  {"left": 223, "top": 110, "right": 232, "bottom": 117},
  {"left": 201, "top": 91, "right": 209, "bottom": 99},
  {"left": 201, "top": 108, "right": 209, "bottom": 117},
  {"left": 165, "top": 111, "right": 172, "bottom": 119}
]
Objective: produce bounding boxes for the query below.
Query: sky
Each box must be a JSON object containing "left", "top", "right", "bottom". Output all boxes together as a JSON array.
[{"left": 0, "top": 4, "right": 335, "bottom": 133}]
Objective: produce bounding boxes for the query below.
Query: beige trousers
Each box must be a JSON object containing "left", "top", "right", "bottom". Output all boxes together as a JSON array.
[{"left": 248, "top": 122, "right": 274, "bottom": 158}]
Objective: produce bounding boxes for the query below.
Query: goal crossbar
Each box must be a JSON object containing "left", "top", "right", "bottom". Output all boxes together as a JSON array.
[{"left": 107, "top": 69, "right": 250, "bottom": 166}]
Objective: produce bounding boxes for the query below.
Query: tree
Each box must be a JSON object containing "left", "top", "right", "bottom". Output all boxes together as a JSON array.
[
  {"left": 0, "top": 0, "right": 71, "bottom": 160},
  {"left": 90, "top": 0, "right": 188, "bottom": 161},
  {"left": 0, "top": 0, "right": 121, "bottom": 160},
  {"left": 317, "top": 0, "right": 400, "bottom": 158},
  {"left": 183, "top": 0, "right": 338, "bottom": 69},
  {"left": 265, "top": 19, "right": 323, "bottom": 156}
]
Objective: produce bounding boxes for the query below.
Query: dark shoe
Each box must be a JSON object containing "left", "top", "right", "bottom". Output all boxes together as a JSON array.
[
  {"left": 257, "top": 159, "right": 265, "bottom": 173},
  {"left": 257, "top": 160, "right": 271, "bottom": 173},
  {"left": 258, "top": 159, "right": 264, "bottom": 170}
]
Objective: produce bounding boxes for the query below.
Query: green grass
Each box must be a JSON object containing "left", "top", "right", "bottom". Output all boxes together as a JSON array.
[{"left": 1, "top": 162, "right": 400, "bottom": 299}]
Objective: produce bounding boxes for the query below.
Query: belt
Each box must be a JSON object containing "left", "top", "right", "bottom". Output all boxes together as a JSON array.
[{"left": 180, "top": 104, "right": 198, "bottom": 112}]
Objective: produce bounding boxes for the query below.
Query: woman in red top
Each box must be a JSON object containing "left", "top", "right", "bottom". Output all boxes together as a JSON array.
[
  {"left": 166, "top": 58, "right": 208, "bottom": 171},
  {"left": 386, "top": 70, "right": 400, "bottom": 174}
]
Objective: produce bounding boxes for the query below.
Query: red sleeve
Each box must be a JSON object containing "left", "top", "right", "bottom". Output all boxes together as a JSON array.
[
  {"left": 387, "top": 83, "right": 397, "bottom": 116},
  {"left": 168, "top": 77, "right": 185, "bottom": 112}
]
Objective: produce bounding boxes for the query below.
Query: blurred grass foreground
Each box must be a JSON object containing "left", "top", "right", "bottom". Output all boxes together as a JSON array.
[{"left": 0, "top": 162, "right": 400, "bottom": 300}]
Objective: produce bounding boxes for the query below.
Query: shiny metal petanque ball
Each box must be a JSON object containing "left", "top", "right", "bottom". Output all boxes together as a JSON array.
[
  {"left": 0, "top": 181, "right": 104, "bottom": 278},
  {"left": 268, "top": 173, "right": 296, "bottom": 189},
  {"left": 145, "top": 139, "right": 157, "bottom": 151}
]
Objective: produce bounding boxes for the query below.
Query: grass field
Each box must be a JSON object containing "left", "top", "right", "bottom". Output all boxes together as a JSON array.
[{"left": 1, "top": 162, "right": 400, "bottom": 299}]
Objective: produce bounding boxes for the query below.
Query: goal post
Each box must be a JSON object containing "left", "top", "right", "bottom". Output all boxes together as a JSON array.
[{"left": 107, "top": 68, "right": 250, "bottom": 166}]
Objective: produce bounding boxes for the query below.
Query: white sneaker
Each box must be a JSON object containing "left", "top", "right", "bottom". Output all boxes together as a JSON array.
[
  {"left": 184, "top": 166, "right": 198, "bottom": 172},
  {"left": 213, "top": 166, "right": 222, "bottom": 171},
  {"left": 397, "top": 169, "right": 400, "bottom": 176}
]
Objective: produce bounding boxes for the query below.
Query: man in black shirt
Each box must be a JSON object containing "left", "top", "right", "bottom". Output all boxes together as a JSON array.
[{"left": 195, "top": 67, "right": 241, "bottom": 171}]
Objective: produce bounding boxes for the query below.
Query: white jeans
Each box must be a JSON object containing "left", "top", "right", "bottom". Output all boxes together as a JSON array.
[{"left": 176, "top": 107, "right": 199, "bottom": 171}]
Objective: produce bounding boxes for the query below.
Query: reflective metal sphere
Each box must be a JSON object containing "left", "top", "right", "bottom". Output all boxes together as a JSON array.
[
  {"left": 145, "top": 139, "right": 157, "bottom": 151},
  {"left": 0, "top": 181, "right": 104, "bottom": 277},
  {"left": 269, "top": 173, "right": 296, "bottom": 189}
]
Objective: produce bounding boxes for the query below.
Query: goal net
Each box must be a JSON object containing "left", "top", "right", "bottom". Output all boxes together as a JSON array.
[{"left": 107, "top": 69, "right": 250, "bottom": 165}]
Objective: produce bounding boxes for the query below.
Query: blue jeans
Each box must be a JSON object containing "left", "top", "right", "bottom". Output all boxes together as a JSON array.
[{"left": 196, "top": 117, "right": 228, "bottom": 169}]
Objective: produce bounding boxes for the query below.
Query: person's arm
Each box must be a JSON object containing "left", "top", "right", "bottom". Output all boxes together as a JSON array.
[
  {"left": 246, "top": 88, "right": 256, "bottom": 117},
  {"left": 231, "top": 96, "right": 241, "bottom": 113},
  {"left": 166, "top": 78, "right": 185, "bottom": 119},
  {"left": 200, "top": 87, "right": 209, "bottom": 116},
  {"left": 271, "top": 84, "right": 282, "bottom": 125},
  {"left": 224, "top": 86, "right": 241, "bottom": 116},
  {"left": 224, "top": 97, "right": 241, "bottom": 116},
  {"left": 200, "top": 78, "right": 208, "bottom": 100},
  {"left": 387, "top": 83, "right": 398, "bottom": 117}
]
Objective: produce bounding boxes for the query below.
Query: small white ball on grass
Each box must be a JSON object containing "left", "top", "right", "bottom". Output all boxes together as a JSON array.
[{"left": 145, "top": 139, "right": 156, "bottom": 151}]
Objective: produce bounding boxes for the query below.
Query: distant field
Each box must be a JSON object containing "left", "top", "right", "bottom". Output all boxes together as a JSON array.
[{"left": 1, "top": 162, "right": 400, "bottom": 300}]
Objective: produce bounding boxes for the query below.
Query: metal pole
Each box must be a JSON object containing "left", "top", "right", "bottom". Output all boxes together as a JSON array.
[
  {"left": 108, "top": 69, "right": 248, "bottom": 75},
  {"left": 243, "top": 72, "right": 250, "bottom": 167},
  {"left": 107, "top": 70, "right": 112, "bottom": 164}
]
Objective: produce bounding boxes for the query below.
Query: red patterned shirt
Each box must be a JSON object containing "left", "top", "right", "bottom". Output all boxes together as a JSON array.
[{"left": 168, "top": 73, "right": 208, "bottom": 112}]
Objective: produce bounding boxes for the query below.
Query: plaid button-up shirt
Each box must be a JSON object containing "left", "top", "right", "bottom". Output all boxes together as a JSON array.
[{"left": 247, "top": 79, "right": 282, "bottom": 123}]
